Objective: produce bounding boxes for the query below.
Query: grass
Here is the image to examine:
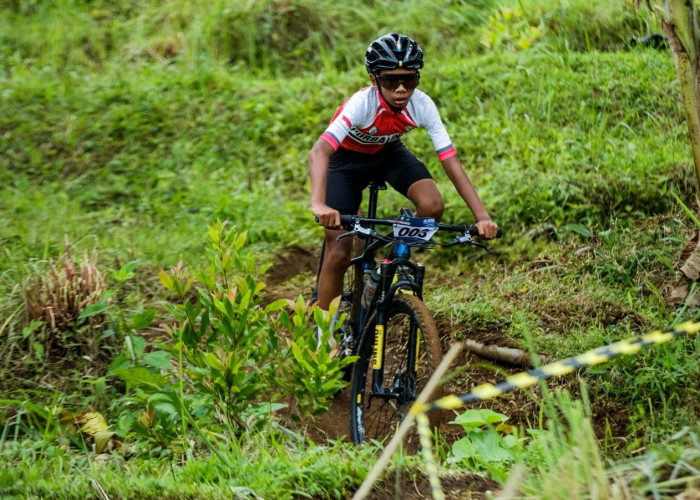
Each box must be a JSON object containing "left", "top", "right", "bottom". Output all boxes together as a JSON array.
[
  {"left": 2, "top": 0, "right": 700, "bottom": 496},
  {"left": 1, "top": 427, "right": 376, "bottom": 499}
]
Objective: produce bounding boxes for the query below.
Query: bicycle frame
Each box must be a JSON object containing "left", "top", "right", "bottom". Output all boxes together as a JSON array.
[
  {"left": 344, "top": 182, "right": 428, "bottom": 402},
  {"left": 315, "top": 180, "right": 498, "bottom": 410},
  {"left": 315, "top": 183, "right": 501, "bottom": 443}
]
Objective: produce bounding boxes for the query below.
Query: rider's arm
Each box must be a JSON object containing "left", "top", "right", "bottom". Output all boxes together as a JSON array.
[
  {"left": 309, "top": 138, "right": 340, "bottom": 227},
  {"left": 441, "top": 155, "right": 499, "bottom": 239}
]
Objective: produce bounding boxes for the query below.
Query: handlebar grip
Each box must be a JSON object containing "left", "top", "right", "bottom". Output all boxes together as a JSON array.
[
  {"left": 339, "top": 214, "right": 355, "bottom": 228},
  {"left": 314, "top": 215, "right": 355, "bottom": 229},
  {"left": 468, "top": 227, "right": 503, "bottom": 238}
]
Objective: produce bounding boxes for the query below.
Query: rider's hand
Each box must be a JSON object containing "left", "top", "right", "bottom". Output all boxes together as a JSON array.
[
  {"left": 476, "top": 219, "right": 499, "bottom": 239},
  {"left": 312, "top": 202, "right": 341, "bottom": 229}
]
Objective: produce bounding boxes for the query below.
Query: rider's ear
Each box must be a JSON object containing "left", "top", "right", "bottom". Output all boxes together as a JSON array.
[{"left": 369, "top": 73, "right": 378, "bottom": 89}]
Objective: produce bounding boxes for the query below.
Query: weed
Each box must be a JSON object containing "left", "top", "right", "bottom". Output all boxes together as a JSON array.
[
  {"left": 21, "top": 241, "right": 110, "bottom": 360},
  {"left": 448, "top": 408, "right": 525, "bottom": 482}
]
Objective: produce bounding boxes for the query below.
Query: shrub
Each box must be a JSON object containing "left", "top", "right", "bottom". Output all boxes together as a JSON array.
[
  {"left": 108, "top": 221, "right": 352, "bottom": 455},
  {"left": 23, "top": 241, "right": 111, "bottom": 359}
]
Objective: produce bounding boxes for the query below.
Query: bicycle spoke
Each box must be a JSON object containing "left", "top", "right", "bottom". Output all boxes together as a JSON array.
[{"left": 350, "top": 294, "right": 442, "bottom": 447}]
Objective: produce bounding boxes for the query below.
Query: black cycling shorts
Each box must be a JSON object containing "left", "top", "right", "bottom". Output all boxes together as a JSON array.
[{"left": 325, "top": 141, "right": 433, "bottom": 215}]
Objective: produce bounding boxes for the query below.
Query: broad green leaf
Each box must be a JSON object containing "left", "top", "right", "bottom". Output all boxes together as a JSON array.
[
  {"left": 114, "top": 367, "right": 168, "bottom": 390},
  {"left": 151, "top": 399, "right": 178, "bottom": 419},
  {"left": 313, "top": 307, "right": 328, "bottom": 328},
  {"left": 327, "top": 295, "right": 341, "bottom": 317},
  {"left": 239, "top": 290, "right": 251, "bottom": 310},
  {"left": 78, "top": 301, "right": 113, "bottom": 321},
  {"left": 451, "top": 408, "right": 508, "bottom": 428},
  {"left": 127, "top": 335, "right": 147, "bottom": 359},
  {"left": 212, "top": 294, "right": 225, "bottom": 313},
  {"left": 141, "top": 351, "right": 173, "bottom": 371},
  {"left": 470, "top": 432, "right": 515, "bottom": 462},
  {"left": 22, "top": 320, "right": 44, "bottom": 339},
  {"left": 132, "top": 309, "right": 156, "bottom": 330},
  {"left": 564, "top": 223, "right": 591, "bottom": 238},
  {"left": 107, "top": 353, "right": 130, "bottom": 375},
  {"left": 450, "top": 436, "right": 477, "bottom": 460},
  {"left": 32, "top": 342, "right": 44, "bottom": 360},
  {"left": 109, "top": 260, "right": 140, "bottom": 282},
  {"left": 203, "top": 352, "right": 225, "bottom": 372},
  {"left": 291, "top": 342, "right": 314, "bottom": 372},
  {"left": 264, "top": 298, "right": 290, "bottom": 313},
  {"left": 159, "top": 270, "right": 174, "bottom": 291},
  {"left": 234, "top": 232, "right": 247, "bottom": 250},
  {"left": 207, "top": 224, "right": 220, "bottom": 245}
]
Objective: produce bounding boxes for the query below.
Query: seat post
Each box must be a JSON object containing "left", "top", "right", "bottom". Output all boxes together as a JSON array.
[{"left": 366, "top": 180, "right": 386, "bottom": 219}]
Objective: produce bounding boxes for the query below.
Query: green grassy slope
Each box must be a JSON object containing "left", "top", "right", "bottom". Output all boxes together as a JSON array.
[{"left": 1, "top": 0, "right": 699, "bottom": 496}]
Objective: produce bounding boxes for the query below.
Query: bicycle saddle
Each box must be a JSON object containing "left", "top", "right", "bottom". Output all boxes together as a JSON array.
[{"left": 368, "top": 180, "right": 388, "bottom": 190}]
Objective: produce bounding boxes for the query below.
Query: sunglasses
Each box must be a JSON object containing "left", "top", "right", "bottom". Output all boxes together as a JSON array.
[{"left": 376, "top": 73, "right": 420, "bottom": 91}]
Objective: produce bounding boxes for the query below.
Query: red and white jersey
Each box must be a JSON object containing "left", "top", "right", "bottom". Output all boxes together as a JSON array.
[{"left": 320, "top": 86, "right": 457, "bottom": 161}]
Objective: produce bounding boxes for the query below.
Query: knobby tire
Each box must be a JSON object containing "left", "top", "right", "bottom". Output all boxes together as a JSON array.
[{"left": 350, "top": 293, "right": 443, "bottom": 447}]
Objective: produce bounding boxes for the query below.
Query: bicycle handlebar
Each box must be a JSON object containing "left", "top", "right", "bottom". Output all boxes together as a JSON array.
[{"left": 337, "top": 214, "right": 503, "bottom": 239}]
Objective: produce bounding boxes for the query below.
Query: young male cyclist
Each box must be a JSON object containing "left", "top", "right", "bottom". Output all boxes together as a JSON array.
[{"left": 309, "top": 32, "right": 498, "bottom": 318}]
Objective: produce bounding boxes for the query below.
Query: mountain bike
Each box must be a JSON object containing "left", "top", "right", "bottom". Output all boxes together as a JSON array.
[{"left": 314, "top": 181, "right": 501, "bottom": 445}]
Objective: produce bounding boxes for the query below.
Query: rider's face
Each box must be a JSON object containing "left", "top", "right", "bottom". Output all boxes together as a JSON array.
[{"left": 371, "top": 68, "right": 419, "bottom": 109}]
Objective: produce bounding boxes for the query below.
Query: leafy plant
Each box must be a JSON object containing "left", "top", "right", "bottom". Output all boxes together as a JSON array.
[
  {"left": 447, "top": 408, "right": 525, "bottom": 481},
  {"left": 108, "top": 221, "right": 351, "bottom": 457},
  {"left": 276, "top": 296, "right": 355, "bottom": 417}
]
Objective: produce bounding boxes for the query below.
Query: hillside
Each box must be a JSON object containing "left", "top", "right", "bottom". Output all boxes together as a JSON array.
[{"left": 1, "top": 0, "right": 699, "bottom": 497}]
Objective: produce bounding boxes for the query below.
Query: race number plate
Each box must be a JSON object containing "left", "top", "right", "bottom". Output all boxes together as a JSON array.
[{"left": 392, "top": 216, "right": 438, "bottom": 243}]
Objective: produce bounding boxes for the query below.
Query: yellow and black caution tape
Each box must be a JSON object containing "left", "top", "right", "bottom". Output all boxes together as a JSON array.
[
  {"left": 409, "top": 320, "right": 700, "bottom": 500},
  {"left": 416, "top": 412, "right": 444, "bottom": 500},
  {"left": 413, "top": 320, "right": 700, "bottom": 415}
]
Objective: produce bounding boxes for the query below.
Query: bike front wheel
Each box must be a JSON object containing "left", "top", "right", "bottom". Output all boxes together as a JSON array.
[{"left": 350, "top": 293, "right": 443, "bottom": 446}]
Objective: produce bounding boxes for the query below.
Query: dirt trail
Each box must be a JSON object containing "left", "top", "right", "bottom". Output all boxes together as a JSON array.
[{"left": 264, "top": 245, "right": 631, "bottom": 450}]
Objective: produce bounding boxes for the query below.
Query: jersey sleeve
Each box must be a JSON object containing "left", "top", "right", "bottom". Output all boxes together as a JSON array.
[
  {"left": 417, "top": 93, "right": 457, "bottom": 161},
  {"left": 320, "top": 91, "right": 369, "bottom": 150}
]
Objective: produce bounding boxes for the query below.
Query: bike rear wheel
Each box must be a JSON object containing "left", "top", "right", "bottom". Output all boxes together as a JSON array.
[{"left": 350, "top": 293, "right": 443, "bottom": 446}]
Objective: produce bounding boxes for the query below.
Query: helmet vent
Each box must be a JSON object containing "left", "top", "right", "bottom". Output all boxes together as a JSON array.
[{"left": 365, "top": 33, "right": 423, "bottom": 74}]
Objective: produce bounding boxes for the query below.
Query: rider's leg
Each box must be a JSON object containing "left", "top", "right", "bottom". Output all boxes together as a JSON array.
[
  {"left": 315, "top": 228, "right": 352, "bottom": 351},
  {"left": 317, "top": 228, "right": 353, "bottom": 310},
  {"left": 406, "top": 178, "right": 444, "bottom": 220}
]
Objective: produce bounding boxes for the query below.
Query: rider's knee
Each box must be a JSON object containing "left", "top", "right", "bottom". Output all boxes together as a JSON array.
[
  {"left": 325, "top": 239, "right": 352, "bottom": 269},
  {"left": 417, "top": 197, "right": 444, "bottom": 220}
]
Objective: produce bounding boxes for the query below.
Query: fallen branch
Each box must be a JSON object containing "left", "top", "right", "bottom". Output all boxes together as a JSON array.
[{"left": 463, "top": 339, "right": 542, "bottom": 367}]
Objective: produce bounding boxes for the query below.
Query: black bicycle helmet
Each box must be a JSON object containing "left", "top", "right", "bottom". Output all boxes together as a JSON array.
[{"left": 365, "top": 33, "right": 424, "bottom": 74}]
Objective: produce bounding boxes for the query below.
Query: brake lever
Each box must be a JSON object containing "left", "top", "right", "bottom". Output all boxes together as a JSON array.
[
  {"left": 336, "top": 223, "right": 375, "bottom": 242},
  {"left": 336, "top": 230, "right": 359, "bottom": 241},
  {"left": 453, "top": 233, "right": 489, "bottom": 250}
]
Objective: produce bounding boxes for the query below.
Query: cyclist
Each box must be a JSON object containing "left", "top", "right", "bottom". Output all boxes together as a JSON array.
[{"left": 309, "top": 33, "right": 498, "bottom": 326}]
